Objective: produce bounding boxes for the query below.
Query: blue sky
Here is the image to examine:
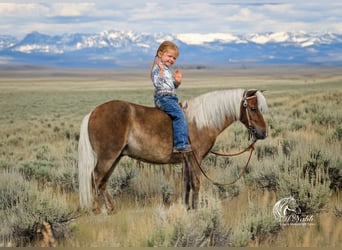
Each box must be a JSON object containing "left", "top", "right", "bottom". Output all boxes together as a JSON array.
[{"left": 1, "top": 0, "right": 341, "bottom": 38}]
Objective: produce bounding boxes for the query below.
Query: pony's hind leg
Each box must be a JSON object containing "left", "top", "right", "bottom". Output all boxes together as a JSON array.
[
  {"left": 93, "top": 157, "right": 120, "bottom": 214},
  {"left": 99, "top": 181, "right": 116, "bottom": 214},
  {"left": 91, "top": 171, "right": 101, "bottom": 214}
]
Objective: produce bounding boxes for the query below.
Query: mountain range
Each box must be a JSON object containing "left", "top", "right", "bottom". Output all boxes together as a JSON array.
[{"left": 0, "top": 30, "right": 341, "bottom": 68}]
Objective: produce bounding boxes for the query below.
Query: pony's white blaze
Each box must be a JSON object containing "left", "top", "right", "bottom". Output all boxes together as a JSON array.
[{"left": 78, "top": 112, "right": 97, "bottom": 208}]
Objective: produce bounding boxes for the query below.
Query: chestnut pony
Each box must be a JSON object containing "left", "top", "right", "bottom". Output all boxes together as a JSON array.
[{"left": 78, "top": 89, "right": 268, "bottom": 213}]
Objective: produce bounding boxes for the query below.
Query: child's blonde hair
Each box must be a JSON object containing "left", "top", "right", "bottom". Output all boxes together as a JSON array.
[{"left": 150, "top": 41, "right": 179, "bottom": 78}]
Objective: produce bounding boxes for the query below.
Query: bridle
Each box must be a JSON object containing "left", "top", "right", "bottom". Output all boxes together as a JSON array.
[{"left": 242, "top": 90, "right": 258, "bottom": 140}]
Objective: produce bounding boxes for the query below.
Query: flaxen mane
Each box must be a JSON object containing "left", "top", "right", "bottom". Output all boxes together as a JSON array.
[{"left": 184, "top": 89, "right": 268, "bottom": 130}]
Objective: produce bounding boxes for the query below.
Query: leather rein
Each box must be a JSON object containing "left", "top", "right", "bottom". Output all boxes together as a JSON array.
[{"left": 187, "top": 140, "right": 256, "bottom": 187}]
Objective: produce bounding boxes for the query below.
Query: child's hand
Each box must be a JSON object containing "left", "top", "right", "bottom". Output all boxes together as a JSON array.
[{"left": 174, "top": 69, "right": 182, "bottom": 85}]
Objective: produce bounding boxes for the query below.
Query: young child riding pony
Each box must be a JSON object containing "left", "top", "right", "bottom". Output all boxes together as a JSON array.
[{"left": 150, "top": 41, "right": 192, "bottom": 153}]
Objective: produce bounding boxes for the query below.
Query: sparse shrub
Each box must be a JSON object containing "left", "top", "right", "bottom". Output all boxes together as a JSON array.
[
  {"left": 35, "top": 145, "right": 51, "bottom": 161},
  {"left": 332, "top": 125, "right": 342, "bottom": 141},
  {"left": 269, "top": 101, "right": 283, "bottom": 108},
  {"left": 17, "top": 144, "right": 77, "bottom": 192},
  {"left": 328, "top": 159, "right": 342, "bottom": 190},
  {"left": 65, "top": 130, "right": 71, "bottom": 140},
  {"left": 127, "top": 163, "right": 182, "bottom": 205},
  {"left": 74, "top": 132, "right": 80, "bottom": 141},
  {"left": 214, "top": 184, "right": 240, "bottom": 200},
  {"left": 290, "top": 120, "right": 306, "bottom": 131},
  {"left": 108, "top": 160, "right": 137, "bottom": 196},
  {"left": 256, "top": 144, "right": 278, "bottom": 160},
  {"left": 270, "top": 126, "right": 284, "bottom": 138},
  {"left": 277, "top": 154, "right": 331, "bottom": 214},
  {"left": 311, "top": 113, "right": 339, "bottom": 127},
  {"left": 19, "top": 160, "right": 54, "bottom": 183},
  {"left": 203, "top": 153, "right": 220, "bottom": 167},
  {"left": 54, "top": 164, "right": 78, "bottom": 193},
  {"left": 147, "top": 198, "right": 231, "bottom": 247},
  {"left": 251, "top": 160, "right": 279, "bottom": 190},
  {"left": 146, "top": 227, "right": 167, "bottom": 247},
  {"left": 291, "top": 109, "right": 302, "bottom": 118},
  {"left": 0, "top": 171, "right": 79, "bottom": 246},
  {"left": 161, "top": 184, "right": 174, "bottom": 205},
  {"left": 247, "top": 211, "right": 281, "bottom": 245},
  {"left": 303, "top": 149, "right": 330, "bottom": 184},
  {"left": 305, "top": 103, "right": 320, "bottom": 114},
  {"left": 281, "top": 139, "right": 296, "bottom": 158},
  {"left": 278, "top": 174, "right": 331, "bottom": 214},
  {"left": 0, "top": 160, "right": 15, "bottom": 172},
  {"left": 231, "top": 210, "right": 281, "bottom": 246}
]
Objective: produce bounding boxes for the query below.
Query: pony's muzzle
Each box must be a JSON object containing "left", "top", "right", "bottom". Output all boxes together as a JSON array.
[{"left": 249, "top": 125, "right": 267, "bottom": 140}]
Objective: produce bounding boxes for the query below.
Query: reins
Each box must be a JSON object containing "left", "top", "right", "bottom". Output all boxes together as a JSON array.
[
  {"left": 181, "top": 90, "right": 259, "bottom": 187},
  {"left": 184, "top": 140, "right": 256, "bottom": 186},
  {"left": 210, "top": 140, "right": 256, "bottom": 157}
]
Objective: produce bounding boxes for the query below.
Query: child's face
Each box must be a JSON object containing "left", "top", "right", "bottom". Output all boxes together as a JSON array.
[{"left": 159, "top": 49, "right": 178, "bottom": 67}]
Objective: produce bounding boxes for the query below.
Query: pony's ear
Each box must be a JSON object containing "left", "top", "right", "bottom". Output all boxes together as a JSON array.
[
  {"left": 246, "top": 89, "right": 258, "bottom": 97},
  {"left": 260, "top": 89, "right": 266, "bottom": 93}
]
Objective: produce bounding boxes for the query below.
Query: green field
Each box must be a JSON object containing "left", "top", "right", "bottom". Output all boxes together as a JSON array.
[{"left": 0, "top": 65, "right": 341, "bottom": 247}]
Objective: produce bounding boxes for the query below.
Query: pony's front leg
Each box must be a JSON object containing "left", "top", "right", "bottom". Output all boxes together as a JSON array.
[
  {"left": 186, "top": 153, "right": 201, "bottom": 210},
  {"left": 191, "top": 174, "right": 200, "bottom": 210},
  {"left": 182, "top": 160, "right": 191, "bottom": 210},
  {"left": 183, "top": 153, "right": 201, "bottom": 210}
]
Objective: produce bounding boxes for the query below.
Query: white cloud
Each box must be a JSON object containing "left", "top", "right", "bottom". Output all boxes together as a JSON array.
[
  {"left": 230, "top": 8, "right": 259, "bottom": 22},
  {"left": 0, "top": 2, "right": 96, "bottom": 18},
  {"left": 0, "top": 3, "right": 49, "bottom": 16},
  {"left": 0, "top": 1, "right": 341, "bottom": 37},
  {"left": 49, "top": 3, "right": 95, "bottom": 16},
  {"left": 177, "top": 33, "right": 241, "bottom": 45}
]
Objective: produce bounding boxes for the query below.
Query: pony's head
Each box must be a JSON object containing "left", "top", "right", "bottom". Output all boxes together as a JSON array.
[{"left": 240, "top": 89, "right": 268, "bottom": 140}]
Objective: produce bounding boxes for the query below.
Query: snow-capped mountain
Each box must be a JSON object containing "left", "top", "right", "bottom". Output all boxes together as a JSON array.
[{"left": 0, "top": 30, "right": 341, "bottom": 68}]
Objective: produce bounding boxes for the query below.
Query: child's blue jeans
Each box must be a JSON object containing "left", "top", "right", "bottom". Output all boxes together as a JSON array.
[{"left": 154, "top": 94, "right": 190, "bottom": 150}]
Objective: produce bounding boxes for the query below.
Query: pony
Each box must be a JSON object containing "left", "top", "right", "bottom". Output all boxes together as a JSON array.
[{"left": 78, "top": 89, "right": 268, "bottom": 213}]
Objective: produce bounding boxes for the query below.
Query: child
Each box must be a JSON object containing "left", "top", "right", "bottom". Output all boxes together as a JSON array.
[{"left": 151, "top": 41, "right": 192, "bottom": 153}]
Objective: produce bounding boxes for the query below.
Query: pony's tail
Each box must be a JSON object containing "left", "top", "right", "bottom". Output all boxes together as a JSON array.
[{"left": 78, "top": 112, "right": 97, "bottom": 209}]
